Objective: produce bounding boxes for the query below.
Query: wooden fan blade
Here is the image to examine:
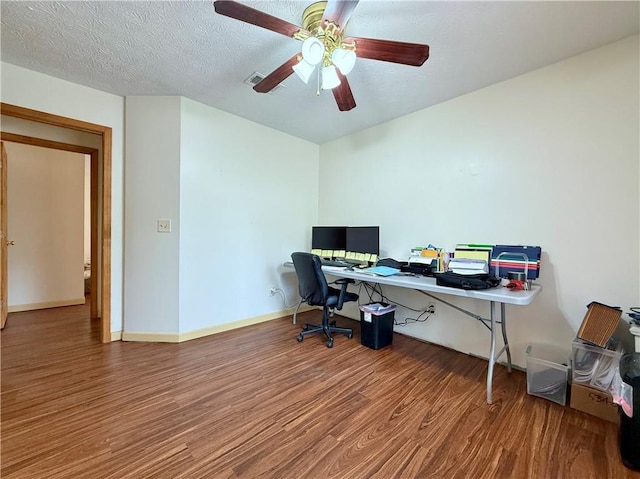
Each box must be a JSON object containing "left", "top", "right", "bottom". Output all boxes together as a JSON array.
[
  {"left": 214, "top": 1, "right": 309, "bottom": 38},
  {"left": 322, "top": 0, "right": 359, "bottom": 29},
  {"left": 344, "top": 36, "right": 429, "bottom": 66},
  {"left": 332, "top": 71, "right": 356, "bottom": 111},
  {"left": 253, "top": 55, "right": 300, "bottom": 93}
]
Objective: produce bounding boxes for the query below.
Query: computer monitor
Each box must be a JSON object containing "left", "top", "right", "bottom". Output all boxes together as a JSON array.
[
  {"left": 311, "top": 226, "right": 347, "bottom": 251},
  {"left": 346, "top": 226, "right": 379, "bottom": 255}
]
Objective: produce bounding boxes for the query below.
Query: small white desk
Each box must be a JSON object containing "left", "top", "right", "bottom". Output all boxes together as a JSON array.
[{"left": 291, "top": 263, "right": 541, "bottom": 404}]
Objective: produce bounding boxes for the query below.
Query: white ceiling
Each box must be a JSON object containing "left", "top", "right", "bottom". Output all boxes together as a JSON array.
[{"left": 1, "top": 1, "right": 638, "bottom": 144}]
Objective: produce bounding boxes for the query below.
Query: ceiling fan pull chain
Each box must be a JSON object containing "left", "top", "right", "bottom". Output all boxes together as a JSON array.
[{"left": 316, "top": 64, "right": 321, "bottom": 96}]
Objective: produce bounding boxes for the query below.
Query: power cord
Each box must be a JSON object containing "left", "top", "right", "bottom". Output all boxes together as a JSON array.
[
  {"left": 395, "top": 309, "right": 434, "bottom": 327},
  {"left": 271, "top": 288, "right": 300, "bottom": 309},
  {"left": 355, "top": 280, "right": 435, "bottom": 326}
]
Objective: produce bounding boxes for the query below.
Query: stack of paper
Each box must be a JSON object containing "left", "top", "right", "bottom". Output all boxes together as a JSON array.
[
  {"left": 448, "top": 258, "right": 488, "bottom": 275},
  {"left": 408, "top": 256, "right": 435, "bottom": 265}
]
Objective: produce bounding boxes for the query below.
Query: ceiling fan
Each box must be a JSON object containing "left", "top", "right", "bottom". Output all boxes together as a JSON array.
[{"left": 213, "top": 0, "right": 430, "bottom": 112}]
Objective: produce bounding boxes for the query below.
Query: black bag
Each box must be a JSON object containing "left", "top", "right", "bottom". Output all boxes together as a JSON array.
[{"left": 435, "top": 271, "right": 501, "bottom": 290}]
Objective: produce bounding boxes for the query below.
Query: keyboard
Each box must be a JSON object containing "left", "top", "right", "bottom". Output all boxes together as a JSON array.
[{"left": 321, "top": 259, "right": 351, "bottom": 267}]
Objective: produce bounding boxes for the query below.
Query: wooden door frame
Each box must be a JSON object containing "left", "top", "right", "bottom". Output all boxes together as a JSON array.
[{"left": 1, "top": 103, "right": 112, "bottom": 343}]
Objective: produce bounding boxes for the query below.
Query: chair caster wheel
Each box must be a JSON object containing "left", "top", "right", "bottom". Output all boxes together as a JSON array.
[
  {"left": 329, "top": 320, "right": 336, "bottom": 327},
  {"left": 302, "top": 324, "right": 309, "bottom": 331},
  {"left": 297, "top": 334, "right": 303, "bottom": 342},
  {"left": 347, "top": 332, "right": 353, "bottom": 339},
  {"left": 326, "top": 339, "right": 334, "bottom": 348}
]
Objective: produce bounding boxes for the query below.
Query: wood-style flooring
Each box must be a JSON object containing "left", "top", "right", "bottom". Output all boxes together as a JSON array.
[{"left": 1, "top": 299, "right": 638, "bottom": 478}]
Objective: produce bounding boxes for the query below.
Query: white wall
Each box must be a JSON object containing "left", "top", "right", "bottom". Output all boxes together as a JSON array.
[
  {"left": 124, "top": 96, "right": 182, "bottom": 334},
  {"left": 319, "top": 35, "right": 640, "bottom": 367},
  {"left": 179, "top": 98, "right": 319, "bottom": 333},
  {"left": 5, "top": 143, "right": 85, "bottom": 309},
  {"left": 123, "top": 96, "right": 319, "bottom": 336},
  {"left": 1, "top": 62, "right": 125, "bottom": 332}
]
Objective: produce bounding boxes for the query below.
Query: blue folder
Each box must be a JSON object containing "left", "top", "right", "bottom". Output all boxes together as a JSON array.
[{"left": 363, "top": 266, "right": 401, "bottom": 277}]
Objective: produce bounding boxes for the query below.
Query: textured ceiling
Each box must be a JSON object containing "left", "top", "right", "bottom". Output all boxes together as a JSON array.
[{"left": 1, "top": 1, "right": 638, "bottom": 144}]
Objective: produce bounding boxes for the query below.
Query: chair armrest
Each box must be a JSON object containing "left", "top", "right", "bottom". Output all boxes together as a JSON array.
[{"left": 335, "top": 278, "right": 354, "bottom": 309}]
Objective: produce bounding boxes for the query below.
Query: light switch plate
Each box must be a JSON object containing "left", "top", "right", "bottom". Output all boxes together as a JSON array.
[{"left": 157, "top": 219, "right": 171, "bottom": 233}]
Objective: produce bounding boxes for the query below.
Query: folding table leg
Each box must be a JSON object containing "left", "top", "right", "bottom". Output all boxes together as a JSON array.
[
  {"left": 501, "top": 302, "right": 512, "bottom": 373},
  {"left": 487, "top": 301, "right": 497, "bottom": 404}
]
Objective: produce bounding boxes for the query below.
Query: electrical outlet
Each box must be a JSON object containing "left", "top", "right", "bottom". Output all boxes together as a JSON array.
[
  {"left": 157, "top": 219, "right": 171, "bottom": 233},
  {"left": 269, "top": 287, "right": 278, "bottom": 296},
  {"left": 428, "top": 304, "right": 436, "bottom": 313}
]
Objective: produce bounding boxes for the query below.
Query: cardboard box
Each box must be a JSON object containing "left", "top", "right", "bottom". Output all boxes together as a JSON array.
[{"left": 570, "top": 383, "right": 619, "bottom": 424}]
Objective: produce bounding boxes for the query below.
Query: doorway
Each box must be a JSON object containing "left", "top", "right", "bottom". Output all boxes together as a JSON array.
[{"left": 1, "top": 103, "right": 112, "bottom": 343}]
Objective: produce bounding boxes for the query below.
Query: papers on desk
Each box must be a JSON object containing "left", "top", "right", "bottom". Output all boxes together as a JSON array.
[
  {"left": 322, "top": 265, "right": 347, "bottom": 272},
  {"left": 360, "top": 265, "right": 401, "bottom": 277},
  {"left": 448, "top": 258, "right": 489, "bottom": 275}
]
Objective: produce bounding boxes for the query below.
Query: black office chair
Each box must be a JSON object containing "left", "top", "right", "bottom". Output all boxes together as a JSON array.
[{"left": 291, "top": 252, "right": 358, "bottom": 348}]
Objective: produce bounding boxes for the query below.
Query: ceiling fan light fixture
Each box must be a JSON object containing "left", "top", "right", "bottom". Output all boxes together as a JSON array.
[
  {"left": 292, "top": 59, "right": 316, "bottom": 84},
  {"left": 213, "top": 0, "right": 430, "bottom": 111},
  {"left": 301, "top": 36, "right": 325, "bottom": 65},
  {"left": 321, "top": 64, "right": 341, "bottom": 90},
  {"left": 331, "top": 48, "right": 356, "bottom": 75}
]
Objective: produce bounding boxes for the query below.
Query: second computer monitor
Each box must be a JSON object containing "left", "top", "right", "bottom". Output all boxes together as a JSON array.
[{"left": 346, "top": 226, "right": 379, "bottom": 255}]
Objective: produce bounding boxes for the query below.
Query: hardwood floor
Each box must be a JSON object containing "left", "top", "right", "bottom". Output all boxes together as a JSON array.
[{"left": 1, "top": 300, "right": 638, "bottom": 479}]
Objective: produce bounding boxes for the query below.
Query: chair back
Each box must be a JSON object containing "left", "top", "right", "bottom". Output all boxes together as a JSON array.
[{"left": 291, "top": 252, "right": 328, "bottom": 306}]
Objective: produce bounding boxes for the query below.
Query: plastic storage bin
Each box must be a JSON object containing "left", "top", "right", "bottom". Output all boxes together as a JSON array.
[
  {"left": 572, "top": 337, "right": 624, "bottom": 392},
  {"left": 359, "top": 303, "right": 396, "bottom": 350},
  {"left": 526, "top": 343, "right": 570, "bottom": 406}
]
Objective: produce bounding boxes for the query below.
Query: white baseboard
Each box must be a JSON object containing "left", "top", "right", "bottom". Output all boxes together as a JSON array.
[
  {"left": 8, "top": 298, "right": 86, "bottom": 313},
  {"left": 121, "top": 331, "right": 179, "bottom": 343},
  {"left": 111, "top": 331, "right": 123, "bottom": 341},
  {"left": 121, "top": 305, "right": 315, "bottom": 343}
]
